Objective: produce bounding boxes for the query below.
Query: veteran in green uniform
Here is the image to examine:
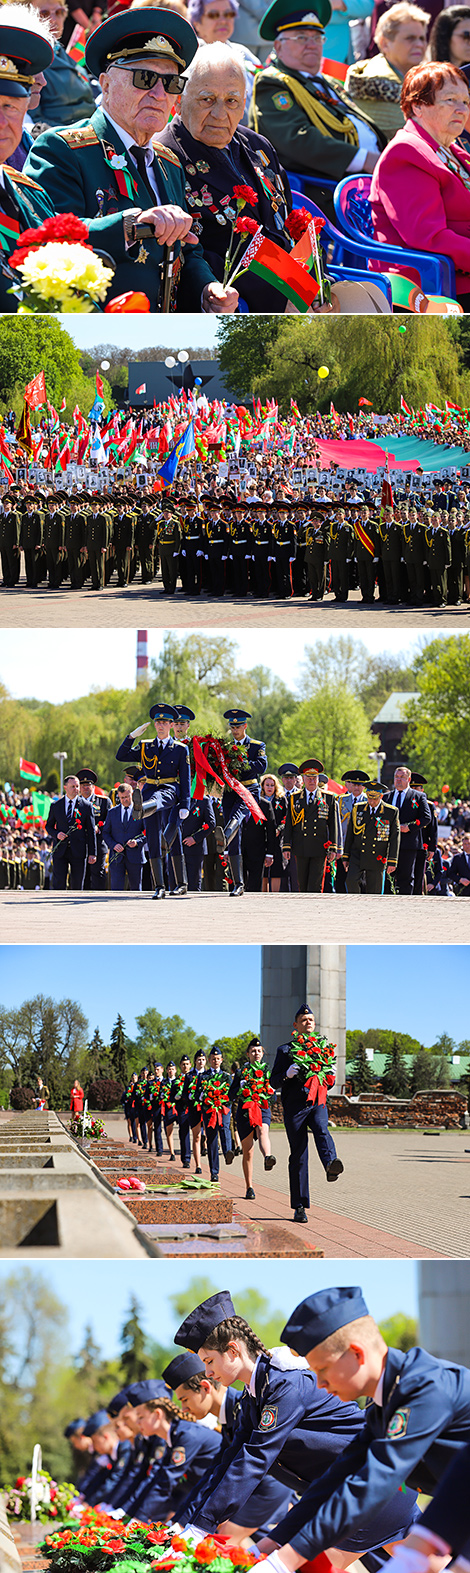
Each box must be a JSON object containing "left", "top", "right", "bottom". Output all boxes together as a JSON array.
[
  {"left": 250, "top": 0, "right": 386, "bottom": 213},
  {"left": 0, "top": 18, "right": 58, "bottom": 309},
  {"left": 283, "top": 756, "right": 340, "bottom": 893},
  {"left": 343, "top": 778, "right": 400, "bottom": 894},
  {"left": 26, "top": 9, "right": 239, "bottom": 312}
]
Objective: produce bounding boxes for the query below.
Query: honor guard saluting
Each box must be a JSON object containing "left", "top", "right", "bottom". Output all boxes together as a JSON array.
[
  {"left": 259, "top": 1283, "right": 470, "bottom": 1572},
  {"left": 336, "top": 768, "right": 368, "bottom": 894},
  {"left": 283, "top": 758, "right": 340, "bottom": 893},
  {"left": 174, "top": 1291, "right": 418, "bottom": 1554},
  {"left": 166, "top": 703, "right": 195, "bottom": 890},
  {"left": 343, "top": 778, "right": 400, "bottom": 895},
  {"left": 76, "top": 768, "right": 112, "bottom": 891},
  {"left": 218, "top": 708, "right": 267, "bottom": 898},
  {"left": 116, "top": 701, "right": 190, "bottom": 899},
  {"left": 271, "top": 1002, "right": 342, "bottom": 1222},
  {"left": 26, "top": 9, "right": 238, "bottom": 313},
  {"left": 157, "top": 495, "right": 181, "bottom": 595}
]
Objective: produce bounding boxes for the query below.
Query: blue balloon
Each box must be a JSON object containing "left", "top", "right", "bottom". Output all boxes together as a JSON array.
[{"left": 194, "top": 377, "right": 202, "bottom": 386}]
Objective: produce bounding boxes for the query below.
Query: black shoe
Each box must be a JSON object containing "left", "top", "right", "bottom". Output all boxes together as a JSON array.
[
  {"left": 169, "top": 884, "right": 188, "bottom": 896},
  {"left": 210, "top": 1172, "right": 218, "bottom": 1182},
  {"left": 326, "top": 1159, "right": 344, "bottom": 1182},
  {"left": 264, "top": 1155, "right": 276, "bottom": 1170},
  {"left": 224, "top": 1150, "right": 236, "bottom": 1164},
  {"left": 152, "top": 886, "right": 166, "bottom": 900},
  {"left": 169, "top": 1154, "right": 176, "bottom": 1162},
  {"left": 195, "top": 1166, "right": 202, "bottom": 1175},
  {"left": 229, "top": 884, "right": 244, "bottom": 897},
  {"left": 293, "top": 1206, "right": 308, "bottom": 1223},
  {"left": 245, "top": 1187, "right": 255, "bottom": 1200}
]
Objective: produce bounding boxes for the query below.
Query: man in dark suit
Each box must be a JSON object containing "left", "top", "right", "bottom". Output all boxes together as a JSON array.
[
  {"left": 409, "top": 772, "right": 437, "bottom": 895},
  {"left": 102, "top": 784, "right": 146, "bottom": 891},
  {"left": 46, "top": 774, "right": 97, "bottom": 890},
  {"left": 384, "top": 766, "right": 431, "bottom": 895},
  {"left": 271, "top": 1003, "right": 343, "bottom": 1224},
  {"left": 181, "top": 797, "right": 217, "bottom": 892},
  {"left": 448, "top": 832, "right": 470, "bottom": 895},
  {"left": 343, "top": 779, "right": 400, "bottom": 894},
  {"left": 77, "top": 768, "right": 113, "bottom": 891},
  {"left": 283, "top": 757, "right": 340, "bottom": 893}
]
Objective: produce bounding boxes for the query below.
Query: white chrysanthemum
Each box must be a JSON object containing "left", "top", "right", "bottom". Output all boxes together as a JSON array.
[{"left": 17, "top": 242, "right": 114, "bottom": 310}]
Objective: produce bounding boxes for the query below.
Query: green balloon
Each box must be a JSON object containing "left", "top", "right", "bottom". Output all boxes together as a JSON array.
[{"left": 398, "top": 325, "right": 407, "bottom": 333}]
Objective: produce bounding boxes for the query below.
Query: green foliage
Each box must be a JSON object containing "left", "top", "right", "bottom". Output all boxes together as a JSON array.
[
  {"left": 217, "top": 317, "right": 281, "bottom": 398},
  {"left": 109, "top": 1015, "right": 128, "bottom": 1085},
  {"left": 0, "top": 995, "right": 88, "bottom": 1109},
  {"left": 279, "top": 685, "right": 375, "bottom": 780},
  {"left": 346, "top": 1028, "right": 422, "bottom": 1057},
  {"left": 120, "top": 1297, "right": 152, "bottom": 1385},
  {"left": 350, "top": 1043, "right": 376, "bottom": 1092},
  {"left": 168, "top": 1276, "right": 286, "bottom": 1351},
  {"left": 132, "top": 1009, "right": 209, "bottom": 1072},
  {"left": 210, "top": 1031, "right": 257, "bottom": 1069},
  {"left": 0, "top": 320, "right": 111, "bottom": 420},
  {"left": 379, "top": 1314, "right": 419, "bottom": 1351},
  {"left": 381, "top": 1038, "right": 411, "bottom": 1099},
  {"left": 403, "top": 636, "right": 470, "bottom": 794}
]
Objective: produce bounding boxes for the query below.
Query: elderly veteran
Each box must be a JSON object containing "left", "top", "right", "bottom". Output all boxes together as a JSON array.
[
  {"left": 250, "top": 0, "right": 386, "bottom": 212},
  {"left": 26, "top": 8, "right": 238, "bottom": 309},
  {"left": 0, "top": 13, "right": 60, "bottom": 303},
  {"left": 346, "top": 2, "right": 429, "bottom": 142},
  {"left": 158, "top": 42, "right": 297, "bottom": 309}
]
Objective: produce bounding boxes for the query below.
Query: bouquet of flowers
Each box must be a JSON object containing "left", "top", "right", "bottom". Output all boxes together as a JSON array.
[
  {"left": 6, "top": 215, "right": 115, "bottom": 314},
  {"left": 239, "top": 1064, "right": 274, "bottom": 1128},
  {"left": 70, "top": 1114, "right": 105, "bottom": 1139},
  {"left": 284, "top": 206, "right": 330, "bottom": 307},
  {"left": 290, "top": 1030, "right": 336, "bottom": 1106},
  {"left": 188, "top": 735, "right": 247, "bottom": 788},
  {"left": 40, "top": 1510, "right": 258, "bottom": 1573},
  {"left": 5, "top": 1472, "right": 76, "bottom": 1523},
  {"left": 201, "top": 1072, "right": 230, "bottom": 1128}
]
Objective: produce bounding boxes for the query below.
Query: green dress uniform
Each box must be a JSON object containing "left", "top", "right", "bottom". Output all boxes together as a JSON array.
[
  {"left": 425, "top": 522, "right": 451, "bottom": 607},
  {"left": 65, "top": 506, "right": 87, "bottom": 588},
  {"left": 19, "top": 503, "right": 44, "bottom": 587},
  {"left": 43, "top": 505, "right": 65, "bottom": 589},
  {"left": 283, "top": 785, "right": 341, "bottom": 892},
  {"left": 136, "top": 502, "right": 158, "bottom": 584},
  {"left": 401, "top": 519, "right": 426, "bottom": 606},
  {"left": 85, "top": 506, "right": 109, "bottom": 590},
  {"left": 158, "top": 506, "right": 182, "bottom": 594},
  {"left": 25, "top": 107, "right": 217, "bottom": 312},
  {"left": 113, "top": 506, "right": 136, "bottom": 586},
  {"left": 351, "top": 514, "right": 378, "bottom": 603},
  {"left": 250, "top": 58, "right": 386, "bottom": 194},
  {"left": 343, "top": 799, "right": 400, "bottom": 893},
  {"left": 19, "top": 856, "right": 45, "bottom": 890}
]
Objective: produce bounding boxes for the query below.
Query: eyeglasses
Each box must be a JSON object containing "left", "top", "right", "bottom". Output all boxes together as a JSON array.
[{"left": 117, "top": 65, "right": 184, "bottom": 93}]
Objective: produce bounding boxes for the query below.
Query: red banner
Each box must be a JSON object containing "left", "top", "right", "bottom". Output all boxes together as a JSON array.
[
  {"left": 192, "top": 736, "right": 266, "bottom": 825},
  {"left": 24, "top": 371, "right": 46, "bottom": 409}
]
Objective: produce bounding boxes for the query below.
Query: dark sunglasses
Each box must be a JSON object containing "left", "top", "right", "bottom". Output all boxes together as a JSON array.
[{"left": 119, "top": 65, "right": 184, "bottom": 93}]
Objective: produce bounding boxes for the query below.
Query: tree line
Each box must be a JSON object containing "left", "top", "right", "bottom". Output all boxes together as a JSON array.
[{"left": 347, "top": 1029, "right": 470, "bottom": 1098}]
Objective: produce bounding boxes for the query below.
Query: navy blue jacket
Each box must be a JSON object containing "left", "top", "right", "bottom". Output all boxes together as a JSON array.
[
  {"left": 88, "top": 1440, "right": 134, "bottom": 1504},
  {"left": 123, "top": 1417, "right": 222, "bottom": 1522},
  {"left": 383, "top": 788, "right": 431, "bottom": 852},
  {"left": 448, "top": 850, "right": 470, "bottom": 887},
  {"left": 107, "top": 1435, "right": 153, "bottom": 1509},
  {"left": 420, "top": 1439, "right": 470, "bottom": 1555},
  {"left": 181, "top": 797, "right": 217, "bottom": 857},
  {"left": 116, "top": 734, "right": 191, "bottom": 812},
  {"left": 273, "top": 1345, "right": 470, "bottom": 1558}
]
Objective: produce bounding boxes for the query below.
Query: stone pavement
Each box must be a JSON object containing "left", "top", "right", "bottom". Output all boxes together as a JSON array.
[
  {"left": 106, "top": 1114, "right": 464, "bottom": 1257},
  {"left": 1, "top": 579, "right": 467, "bottom": 629},
  {"left": 2, "top": 890, "right": 468, "bottom": 944}
]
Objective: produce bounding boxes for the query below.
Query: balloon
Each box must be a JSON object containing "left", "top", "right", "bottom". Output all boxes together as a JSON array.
[
  {"left": 318, "top": 365, "right": 329, "bottom": 378},
  {"left": 442, "top": 783, "right": 450, "bottom": 793},
  {"left": 194, "top": 377, "right": 202, "bottom": 386},
  {"left": 398, "top": 325, "right": 406, "bottom": 333}
]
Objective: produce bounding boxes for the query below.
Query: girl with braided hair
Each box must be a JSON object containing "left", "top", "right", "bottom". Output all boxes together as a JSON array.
[
  {"left": 172, "top": 1292, "right": 421, "bottom": 1560},
  {"left": 115, "top": 1386, "right": 221, "bottom": 1526}
]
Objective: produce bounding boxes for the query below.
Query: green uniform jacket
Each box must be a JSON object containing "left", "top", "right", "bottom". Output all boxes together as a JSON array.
[
  {"left": 283, "top": 787, "right": 341, "bottom": 858},
  {"left": 249, "top": 60, "right": 386, "bottom": 182},
  {"left": 25, "top": 107, "right": 216, "bottom": 311},
  {"left": 0, "top": 165, "right": 55, "bottom": 311},
  {"left": 344, "top": 800, "right": 400, "bottom": 869}
]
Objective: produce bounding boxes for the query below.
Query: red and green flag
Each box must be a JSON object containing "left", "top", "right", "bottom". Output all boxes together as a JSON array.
[
  {"left": 19, "top": 758, "right": 41, "bottom": 783},
  {"left": 66, "top": 23, "right": 86, "bottom": 62},
  {"left": 245, "top": 235, "right": 319, "bottom": 313}
]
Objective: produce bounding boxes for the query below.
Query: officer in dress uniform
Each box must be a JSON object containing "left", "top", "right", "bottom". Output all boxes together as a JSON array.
[
  {"left": 180, "top": 497, "right": 205, "bottom": 593},
  {"left": 336, "top": 768, "right": 369, "bottom": 894},
  {"left": 283, "top": 757, "right": 340, "bottom": 894},
  {"left": 259, "top": 1283, "right": 470, "bottom": 1570},
  {"left": 271, "top": 1002, "right": 342, "bottom": 1222},
  {"left": 19, "top": 494, "right": 44, "bottom": 586},
  {"left": 250, "top": 501, "right": 273, "bottom": 598},
  {"left": 116, "top": 700, "right": 190, "bottom": 899},
  {"left": 271, "top": 501, "right": 296, "bottom": 598},
  {"left": 204, "top": 498, "right": 229, "bottom": 597},
  {"left": 343, "top": 778, "right": 400, "bottom": 894},
  {"left": 173, "top": 1291, "right": 419, "bottom": 1555},
  {"left": 157, "top": 495, "right": 181, "bottom": 594},
  {"left": 305, "top": 510, "right": 329, "bottom": 601},
  {"left": 25, "top": 10, "right": 236, "bottom": 313},
  {"left": 0, "top": 495, "right": 20, "bottom": 587},
  {"left": 218, "top": 707, "right": 268, "bottom": 897},
  {"left": 77, "top": 768, "right": 113, "bottom": 891}
]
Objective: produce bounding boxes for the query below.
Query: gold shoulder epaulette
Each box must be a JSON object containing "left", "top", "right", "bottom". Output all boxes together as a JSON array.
[
  {"left": 152, "top": 139, "right": 181, "bottom": 167},
  {"left": 7, "top": 167, "right": 44, "bottom": 190},
  {"left": 57, "top": 124, "right": 99, "bottom": 147}
]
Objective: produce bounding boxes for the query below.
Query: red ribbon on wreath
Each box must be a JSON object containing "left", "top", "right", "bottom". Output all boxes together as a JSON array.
[
  {"left": 203, "top": 1075, "right": 230, "bottom": 1128},
  {"left": 241, "top": 1065, "right": 274, "bottom": 1127},
  {"left": 192, "top": 735, "right": 266, "bottom": 824}
]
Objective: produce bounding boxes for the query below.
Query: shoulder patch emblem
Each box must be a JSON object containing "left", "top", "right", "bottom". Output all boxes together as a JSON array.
[
  {"left": 272, "top": 91, "right": 292, "bottom": 110},
  {"left": 58, "top": 124, "right": 99, "bottom": 147},
  {"left": 259, "top": 1405, "right": 278, "bottom": 1431},
  {"left": 386, "top": 1407, "right": 410, "bottom": 1439},
  {"left": 171, "top": 1447, "right": 186, "bottom": 1465},
  {"left": 152, "top": 139, "right": 181, "bottom": 167}
]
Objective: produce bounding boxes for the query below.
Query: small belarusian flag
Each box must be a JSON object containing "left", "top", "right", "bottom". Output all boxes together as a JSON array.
[
  {"left": 135, "top": 383, "right": 146, "bottom": 396},
  {"left": 19, "top": 758, "right": 41, "bottom": 783},
  {"left": 247, "top": 236, "right": 319, "bottom": 313},
  {"left": 66, "top": 23, "right": 86, "bottom": 62},
  {"left": 25, "top": 370, "right": 46, "bottom": 409},
  {"left": 358, "top": 397, "right": 373, "bottom": 407}
]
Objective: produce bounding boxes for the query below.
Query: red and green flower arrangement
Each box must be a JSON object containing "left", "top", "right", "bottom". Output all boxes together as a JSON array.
[
  {"left": 39, "top": 1510, "right": 258, "bottom": 1573},
  {"left": 239, "top": 1064, "right": 274, "bottom": 1127},
  {"left": 70, "top": 1114, "right": 105, "bottom": 1139},
  {"left": 290, "top": 1030, "right": 336, "bottom": 1106},
  {"left": 201, "top": 1072, "right": 231, "bottom": 1128}
]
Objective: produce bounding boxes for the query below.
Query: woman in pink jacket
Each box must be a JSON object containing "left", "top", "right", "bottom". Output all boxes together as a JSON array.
[
  {"left": 70, "top": 1079, "right": 85, "bottom": 1114},
  {"left": 370, "top": 61, "right": 470, "bottom": 307}
]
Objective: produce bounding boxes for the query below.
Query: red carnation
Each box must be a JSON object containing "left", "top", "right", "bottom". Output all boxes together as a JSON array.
[
  {"left": 195, "top": 1544, "right": 219, "bottom": 1565},
  {"left": 10, "top": 213, "right": 91, "bottom": 268},
  {"left": 233, "top": 184, "right": 257, "bottom": 206},
  {"left": 285, "top": 207, "right": 312, "bottom": 240},
  {"left": 234, "top": 215, "right": 258, "bottom": 235}
]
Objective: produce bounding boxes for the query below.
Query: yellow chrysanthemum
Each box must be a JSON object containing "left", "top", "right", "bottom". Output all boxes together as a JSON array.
[{"left": 17, "top": 241, "right": 114, "bottom": 311}]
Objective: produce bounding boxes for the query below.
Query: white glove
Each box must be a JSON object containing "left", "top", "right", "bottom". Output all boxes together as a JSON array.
[
  {"left": 184, "top": 1528, "right": 206, "bottom": 1544},
  {"left": 286, "top": 1064, "right": 298, "bottom": 1079},
  {"left": 258, "top": 1553, "right": 292, "bottom": 1573},
  {"left": 387, "top": 1554, "right": 437, "bottom": 1573},
  {"left": 129, "top": 723, "right": 147, "bottom": 739},
  {"left": 179, "top": 809, "right": 189, "bottom": 820}
]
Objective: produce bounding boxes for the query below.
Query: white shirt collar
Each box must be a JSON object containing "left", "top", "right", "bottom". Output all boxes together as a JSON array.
[
  {"left": 373, "top": 1369, "right": 385, "bottom": 1406},
  {"left": 248, "top": 1354, "right": 261, "bottom": 1396},
  {"left": 103, "top": 109, "right": 154, "bottom": 161},
  {"left": 219, "top": 1393, "right": 227, "bottom": 1426}
]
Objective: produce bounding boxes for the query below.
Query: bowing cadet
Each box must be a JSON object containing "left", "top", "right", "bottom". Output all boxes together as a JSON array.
[
  {"left": 79, "top": 1411, "right": 122, "bottom": 1506},
  {"left": 343, "top": 778, "right": 400, "bottom": 895},
  {"left": 163, "top": 1350, "right": 294, "bottom": 1535},
  {"left": 173, "top": 1291, "right": 418, "bottom": 1552},
  {"left": 77, "top": 767, "right": 112, "bottom": 892},
  {"left": 394, "top": 1440, "right": 470, "bottom": 1571},
  {"left": 120, "top": 1380, "right": 221, "bottom": 1523},
  {"left": 258, "top": 1283, "right": 470, "bottom": 1570},
  {"left": 283, "top": 757, "right": 340, "bottom": 894},
  {"left": 271, "top": 1002, "right": 342, "bottom": 1223},
  {"left": 104, "top": 1380, "right": 172, "bottom": 1512},
  {"left": 218, "top": 707, "right": 268, "bottom": 897},
  {"left": 116, "top": 700, "right": 190, "bottom": 899}
]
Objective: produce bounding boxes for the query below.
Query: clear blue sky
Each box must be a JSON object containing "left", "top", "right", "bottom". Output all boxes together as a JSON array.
[
  {"left": 0, "top": 946, "right": 261, "bottom": 1043},
  {"left": 0, "top": 1260, "right": 418, "bottom": 1361},
  {"left": 0, "top": 628, "right": 446, "bottom": 704},
  {"left": 347, "top": 947, "right": 469, "bottom": 1047},
  {"left": 62, "top": 316, "right": 219, "bottom": 353}
]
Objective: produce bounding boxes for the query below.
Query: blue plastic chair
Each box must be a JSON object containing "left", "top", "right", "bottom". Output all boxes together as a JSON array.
[
  {"left": 285, "top": 169, "right": 336, "bottom": 195},
  {"left": 289, "top": 183, "right": 453, "bottom": 297},
  {"left": 333, "top": 174, "right": 456, "bottom": 299}
]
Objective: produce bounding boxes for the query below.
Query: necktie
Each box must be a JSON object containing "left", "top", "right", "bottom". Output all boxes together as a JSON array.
[
  {"left": 130, "top": 143, "right": 156, "bottom": 202},
  {"left": 67, "top": 800, "right": 72, "bottom": 820}
]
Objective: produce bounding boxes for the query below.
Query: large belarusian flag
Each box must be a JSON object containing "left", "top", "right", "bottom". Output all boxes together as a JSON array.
[{"left": 19, "top": 758, "right": 41, "bottom": 783}]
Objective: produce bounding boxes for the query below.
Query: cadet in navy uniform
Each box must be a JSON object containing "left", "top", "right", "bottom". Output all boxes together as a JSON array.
[
  {"left": 173, "top": 1291, "right": 419, "bottom": 1554},
  {"left": 78, "top": 1411, "right": 121, "bottom": 1506},
  {"left": 64, "top": 1418, "right": 97, "bottom": 1491},
  {"left": 116, "top": 701, "right": 190, "bottom": 899},
  {"left": 118, "top": 1378, "right": 221, "bottom": 1523},
  {"left": 46, "top": 773, "right": 97, "bottom": 890},
  {"left": 257, "top": 1283, "right": 470, "bottom": 1571},
  {"left": 86, "top": 1412, "right": 134, "bottom": 1506},
  {"left": 163, "top": 1350, "right": 294, "bottom": 1534},
  {"left": 77, "top": 767, "right": 112, "bottom": 891},
  {"left": 384, "top": 766, "right": 431, "bottom": 896},
  {"left": 272, "top": 1003, "right": 342, "bottom": 1224},
  {"left": 218, "top": 708, "right": 267, "bottom": 897},
  {"left": 102, "top": 782, "right": 147, "bottom": 891},
  {"left": 201, "top": 1046, "right": 233, "bottom": 1180},
  {"left": 396, "top": 1440, "right": 470, "bottom": 1569},
  {"left": 343, "top": 779, "right": 400, "bottom": 895}
]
